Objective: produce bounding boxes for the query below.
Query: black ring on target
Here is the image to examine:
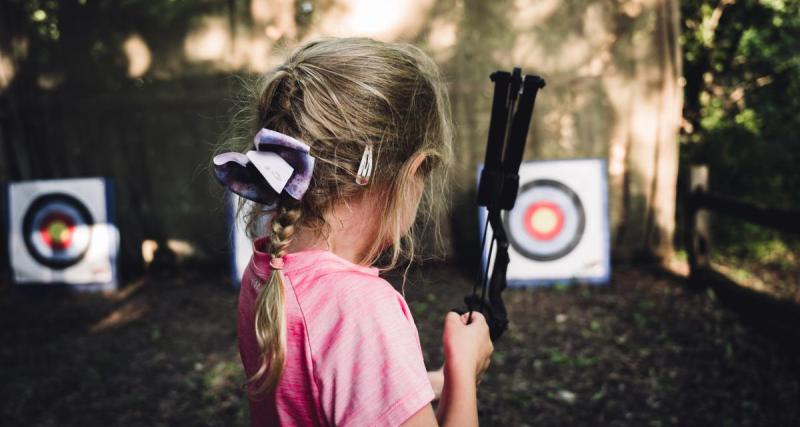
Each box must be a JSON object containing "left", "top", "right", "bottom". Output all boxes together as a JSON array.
[
  {"left": 504, "top": 179, "right": 586, "bottom": 261},
  {"left": 22, "top": 193, "right": 94, "bottom": 269}
]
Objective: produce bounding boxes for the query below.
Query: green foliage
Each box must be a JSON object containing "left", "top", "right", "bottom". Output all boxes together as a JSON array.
[{"left": 680, "top": 0, "right": 800, "bottom": 264}]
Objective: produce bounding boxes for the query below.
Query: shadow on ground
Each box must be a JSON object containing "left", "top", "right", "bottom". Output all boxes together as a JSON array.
[{"left": 1, "top": 264, "right": 798, "bottom": 426}]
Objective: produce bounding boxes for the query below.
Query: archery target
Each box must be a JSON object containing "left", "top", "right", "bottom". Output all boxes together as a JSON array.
[
  {"left": 227, "top": 192, "right": 270, "bottom": 288},
  {"left": 6, "top": 178, "right": 119, "bottom": 291},
  {"left": 23, "top": 193, "right": 94, "bottom": 269},
  {"left": 480, "top": 159, "right": 610, "bottom": 286}
]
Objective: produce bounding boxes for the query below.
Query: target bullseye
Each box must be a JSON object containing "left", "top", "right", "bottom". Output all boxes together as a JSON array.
[
  {"left": 22, "top": 193, "right": 94, "bottom": 269},
  {"left": 39, "top": 212, "right": 76, "bottom": 250},
  {"left": 525, "top": 201, "right": 564, "bottom": 240},
  {"left": 505, "top": 179, "right": 586, "bottom": 262}
]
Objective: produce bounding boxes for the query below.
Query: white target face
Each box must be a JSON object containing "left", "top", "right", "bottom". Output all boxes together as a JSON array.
[
  {"left": 480, "top": 159, "right": 610, "bottom": 286},
  {"left": 7, "top": 178, "right": 119, "bottom": 290},
  {"left": 24, "top": 194, "right": 94, "bottom": 268},
  {"left": 227, "top": 193, "right": 270, "bottom": 288}
]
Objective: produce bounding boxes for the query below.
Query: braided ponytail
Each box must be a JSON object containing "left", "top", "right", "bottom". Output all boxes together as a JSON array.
[{"left": 247, "top": 200, "right": 302, "bottom": 394}]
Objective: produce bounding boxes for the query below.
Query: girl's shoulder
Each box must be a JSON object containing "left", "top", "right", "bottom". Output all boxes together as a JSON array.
[
  {"left": 286, "top": 251, "right": 413, "bottom": 332},
  {"left": 283, "top": 249, "right": 410, "bottom": 319},
  {"left": 298, "top": 265, "right": 406, "bottom": 316}
]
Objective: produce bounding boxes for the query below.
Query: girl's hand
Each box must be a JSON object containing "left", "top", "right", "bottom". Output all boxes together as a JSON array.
[{"left": 441, "top": 311, "right": 494, "bottom": 384}]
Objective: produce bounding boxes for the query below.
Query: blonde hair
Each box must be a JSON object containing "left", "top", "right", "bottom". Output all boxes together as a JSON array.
[{"left": 228, "top": 37, "right": 453, "bottom": 394}]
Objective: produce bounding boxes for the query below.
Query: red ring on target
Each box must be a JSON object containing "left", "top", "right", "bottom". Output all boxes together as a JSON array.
[
  {"left": 523, "top": 201, "right": 564, "bottom": 241},
  {"left": 39, "top": 212, "right": 76, "bottom": 250},
  {"left": 22, "top": 193, "right": 94, "bottom": 269},
  {"left": 504, "top": 179, "right": 586, "bottom": 261}
]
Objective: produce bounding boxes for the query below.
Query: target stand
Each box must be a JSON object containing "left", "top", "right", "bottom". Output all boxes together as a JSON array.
[
  {"left": 5, "top": 178, "right": 119, "bottom": 291},
  {"left": 479, "top": 159, "right": 610, "bottom": 286}
]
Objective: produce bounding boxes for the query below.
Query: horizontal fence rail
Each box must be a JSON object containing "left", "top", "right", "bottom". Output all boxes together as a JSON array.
[
  {"left": 687, "top": 192, "right": 800, "bottom": 235},
  {"left": 683, "top": 164, "right": 800, "bottom": 343}
]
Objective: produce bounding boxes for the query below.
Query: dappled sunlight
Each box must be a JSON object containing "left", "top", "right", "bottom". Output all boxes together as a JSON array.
[
  {"left": 108, "top": 278, "right": 147, "bottom": 302},
  {"left": 201, "top": 358, "right": 244, "bottom": 398},
  {"left": 166, "top": 239, "right": 196, "bottom": 262},
  {"left": 123, "top": 33, "right": 151, "bottom": 78},
  {"left": 178, "top": 0, "right": 440, "bottom": 73},
  {"left": 512, "top": 22, "right": 614, "bottom": 77},
  {"left": 314, "top": 0, "right": 434, "bottom": 40},
  {"left": 184, "top": 17, "right": 231, "bottom": 62},
  {"left": 513, "top": 0, "right": 561, "bottom": 28},
  {"left": 90, "top": 298, "right": 149, "bottom": 333},
  {"left": 514, "top": 34, "right": 591, "bottom": 74},
  {"left": 0, "top": 51, "right": 15, "bottom": 92},
  {"left": 583, "top": 3, "right": 615, "bottom": 42},
  {"left": 141, "top": 238, "right": 197, "bottom": 265},
  {"left": 141, "top": 239, "right": 159, "bottom": 265},
  {"left": 250, "top": 0, "right": 274, "bottom": 24},
  {"left": 507, "top": 1, "right": 616, "bottom": 77},
  {"left": 602, "top": 74, "right": 636, "bottom": 178},
  {"left": 233, "top": 34, "right": 273, "bottom": 73},
  {"left": 627, "top": 98, "right": 662, "bottom": 203},
  {"left": 36, "top": 72, "right": 63, "bottom": 90},
  {"left": 622, "top": 0, "right": 645, "bottom": 18},
  {"left": 427, "top": 17, "right": 458, "bottom": 61},
  {"left": 558, "top": 114, "right": 577, "bottom": 152},
  {"left": 251, "top": 0, "right": 297, "bottom": 39},
  {"left": 608, "top": 139, "right": 628, "bottom": 177}
]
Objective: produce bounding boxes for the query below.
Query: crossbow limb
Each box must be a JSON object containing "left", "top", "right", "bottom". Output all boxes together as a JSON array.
[{"left": 464, "top": 68, "right": 545, "bottom": 341}]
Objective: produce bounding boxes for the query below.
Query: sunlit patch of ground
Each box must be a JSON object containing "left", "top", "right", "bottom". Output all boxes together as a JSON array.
[
  {"left": 1, "top": 264, "right": 798, "bottom": 426},
  {"left": 712, "top": 256, "right": 800, "bottom": 303}
]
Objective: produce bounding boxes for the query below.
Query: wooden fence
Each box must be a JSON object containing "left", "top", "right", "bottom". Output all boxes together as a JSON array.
[{"left": 684, "top": 164, "right": 800, "bottom": 341}]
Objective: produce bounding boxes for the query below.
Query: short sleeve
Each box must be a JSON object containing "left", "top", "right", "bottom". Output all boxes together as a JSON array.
[{"left": 310, "top": 273, "right": 435, "bottom": 426}]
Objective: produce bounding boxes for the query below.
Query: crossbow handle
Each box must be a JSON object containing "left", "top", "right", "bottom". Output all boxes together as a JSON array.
[
  {"left": 486, "top": 243, "right": 510, "bottom": 341},
  {"left": 462, "top": 210, "right": 510, "bottom": 341},
  {"left": 486, "top": 209, "right": 510, "bottom": 340}
]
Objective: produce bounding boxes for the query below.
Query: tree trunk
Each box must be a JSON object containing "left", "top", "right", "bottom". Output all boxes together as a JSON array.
[
  {"left": 614, "top": 0, "right": 683, "bottom": 262},
  {"left": 448, "top": 0, "right": 683, "bottom": 264}
]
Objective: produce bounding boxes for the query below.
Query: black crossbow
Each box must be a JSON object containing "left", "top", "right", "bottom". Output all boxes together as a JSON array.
[{"left": 463, "top": 68, "right": 545, "bottom": 341}]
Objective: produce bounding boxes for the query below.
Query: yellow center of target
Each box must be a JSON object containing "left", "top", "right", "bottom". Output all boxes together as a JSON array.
[
  {"left": 530, "top": 207, "right": 559, "bottom": 234},
  {"left": 47, "top": 220, "right": 70, "bottom": 245},
  {"left": 524, "top": 201, "right": 565, "bottom": 241}
]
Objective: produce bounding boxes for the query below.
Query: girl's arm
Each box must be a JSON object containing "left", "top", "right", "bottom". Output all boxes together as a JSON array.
[
  {"left": 401, "top": 312, "right": 493, "bottom": 427},
  {"left": 401, "top": 369, "right": 478, "bottom": 427},
  {"left": 435, "top": 363, "right": 479, "bottom": 426}
]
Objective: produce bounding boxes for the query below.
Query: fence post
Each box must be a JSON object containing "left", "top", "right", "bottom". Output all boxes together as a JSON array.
[{"left": 686, "top": 165, "right": 710, "bottom": 285}]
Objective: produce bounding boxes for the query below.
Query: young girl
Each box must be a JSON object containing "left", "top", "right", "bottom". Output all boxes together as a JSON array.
[{"left": 213, "top": 37, "right": 493, "bottom": 426}]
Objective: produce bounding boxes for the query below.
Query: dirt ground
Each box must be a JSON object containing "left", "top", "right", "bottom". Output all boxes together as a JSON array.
[{"left": 1, "top": 264, "right": 799, "bottom": 427}]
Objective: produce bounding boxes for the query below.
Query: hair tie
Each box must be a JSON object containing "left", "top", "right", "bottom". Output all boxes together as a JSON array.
[
  {"left": 212, "top": 129, "right": 316, "bottom": 205},
  {"left": 270, "top": 257, "right": 285, "bottom": 270}
]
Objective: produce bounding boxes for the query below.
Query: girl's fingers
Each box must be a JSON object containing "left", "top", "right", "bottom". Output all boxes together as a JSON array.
[
  {"left": 461, "top": 311, "right": 488, "bottom": 326},
  {"left": 445, "top": 311, "right": 462, "bottom": 325}
]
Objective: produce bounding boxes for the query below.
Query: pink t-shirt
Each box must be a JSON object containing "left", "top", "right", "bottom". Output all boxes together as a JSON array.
[{"left": 238, "top": 238, "right": 435, "bottom": 426}]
